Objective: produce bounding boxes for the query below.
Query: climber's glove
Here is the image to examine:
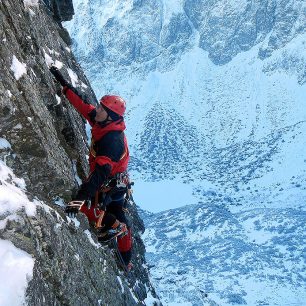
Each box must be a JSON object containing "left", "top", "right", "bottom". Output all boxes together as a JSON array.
[
  {"left": 49, "top": 66, "right": 69, "bottom": 87},
  {"left": 65, "top": 197, "right": 91, "bottom": 218},
  {"left": 65, "top": 200, "right": 84, "bottom": 218}
]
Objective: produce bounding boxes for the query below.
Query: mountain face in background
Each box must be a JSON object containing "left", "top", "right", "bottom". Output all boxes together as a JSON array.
[
  {"left": 65, "top": 0, "right": 306, "bottom": 305},
  {"left": 66, "top": 0, "right": 306, "bottom": 77},
  {"left": 65, "top": 0, "right": 306, "bottom": 204}
]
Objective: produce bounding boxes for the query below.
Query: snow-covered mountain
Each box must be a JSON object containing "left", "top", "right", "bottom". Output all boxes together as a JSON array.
[
  {"left": 64, "top": 0, "right": 306, "bottom": 304},
  {"left": 142, "top": 203, "right": 306, "bottom": 305},
  {"left": 65, "top": 0, "right": 306, "bottom": 209}
]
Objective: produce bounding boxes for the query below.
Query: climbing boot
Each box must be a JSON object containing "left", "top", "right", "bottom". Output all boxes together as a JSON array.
[{"left": 98, "top": 221, "right": 128, "bottom": 242}]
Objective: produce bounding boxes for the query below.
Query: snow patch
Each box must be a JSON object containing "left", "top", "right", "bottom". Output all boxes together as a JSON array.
[
  {"left": 84, "top": 230, "right": 100, "bottom": 248},
  {"left": 144, "top": 289, "right": 160, "bottom": 306},
  {"left": 0, "top": 239, "right": 34, "bottom": 306},
  {"left": 44, "top": 52, "right": 53, "bottom": 67},
  {"left": 165, "top": 229, "right": 180, "bottom": 238},
  {"left": 241, "top": 216, "right": 277, "bottom": 244},
  {"left": 67, "top": 68, "right": 79, "bottom": 87},
  {"left": 54, "top": 197, "right": 65, "bottom": 207},
  {"left": 13, "top": 123, "right": 23, "bottom": 130},
  {"left": 10, "top": 56, "right": 27, "bottom": 80},
  {"left": 55, "top": 95, "right": 61, "bottom": 105},
  {"left": 44, "top": 51, "right": 63, "bottom": 70},
  {"left": 24, "top": 0, "right": 39, "bottom": 8},
  {"left": 81, "top": 82, "right": 88, "bottom": 89},
  {"left": 72, "top": 160, "right": 82, "bottom": 186},
  {"left": 161, "top": 0, "right": 184, "bottom": 24},
  {"left": 0, "top": 215, "right": 19, "bottom": 230},
  {"left": 68, "top": 217, "right": 80, "bottom": 228},
  {"left": 116, "top": 276, "right": 124, "bottom": 293},
  {"left": 0, "top": 139, "right": 11, "bottom": 150},
  {"left": 0, "top": 161, "right": 38, "bottom": 217},
  {"left": 54, "top": 60, "right": 63, "bottom": 69}
]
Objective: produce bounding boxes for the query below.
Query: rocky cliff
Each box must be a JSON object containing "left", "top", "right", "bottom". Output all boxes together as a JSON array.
[
  {"left": 0, "top": 0, "right": 159, "bottom": 305},
  {"left": 66, "top": 0, "right": 306, "bottom": 79}
]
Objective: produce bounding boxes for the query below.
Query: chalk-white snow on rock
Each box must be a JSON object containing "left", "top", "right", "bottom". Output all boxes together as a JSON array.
[
  {"left": 0, "top": 239, "right": 34, "bottom": 306},
  {"left": 23, "top": 0, "right": 39, "bottom": 8},
  {"left": 0, "top": 162, "right": 40, "bottom": 306},
  {"left": 6, "top": 90, "right": 12, "bottom": 98},
  {"left": 84, "top": 229, "right": 100, "bottom": 249},
  {"left": 44, "top": 49, "right": 64, "bottom": 69},
  {"left": 0, "top": 161, "right": 38, "bottom": 217},
  {"left": 0, "top": 138, "right": 11, "bottom": 150},
  {"left": 55, "top": 94, "right": 61, "bottom": 105},
  {"left": 10, "top": 55, "right": 27, "bottom": 80},
  {"left": 67, "top": 68, "right": 79, "bottom": 87}
]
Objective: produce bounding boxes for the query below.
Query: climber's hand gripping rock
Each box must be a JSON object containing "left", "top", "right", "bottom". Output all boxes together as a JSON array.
[
  {"left": 49, "top": 66, "right": 70, "bottom": 87},
  {"left": 65, "top": 200, "right": 84, "bottom": 218}
]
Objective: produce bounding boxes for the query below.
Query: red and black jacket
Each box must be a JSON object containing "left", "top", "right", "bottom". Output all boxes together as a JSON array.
[{"left": 64, "top": 87, "right": 129, "bottom": 201}]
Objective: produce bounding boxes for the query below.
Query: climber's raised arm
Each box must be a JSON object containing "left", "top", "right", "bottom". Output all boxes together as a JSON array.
[{"left": 49, "top": 66, "right": 95, "bottom": 124}]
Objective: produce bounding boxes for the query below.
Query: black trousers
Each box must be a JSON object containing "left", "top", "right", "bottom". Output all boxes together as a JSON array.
[
  {"left": 102, "top": 200, "right": 129, "bottom": 230},
  {"left": 98, "top": 196, "right": 132, "bottom": 265}
]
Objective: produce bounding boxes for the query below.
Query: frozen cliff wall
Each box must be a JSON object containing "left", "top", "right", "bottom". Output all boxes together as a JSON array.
[
  {"left": 0, "top": 1, "right": 159, "bottom": 305},
  {"left": 1, "top": 0, "right": 91, "bottom": 201},
  {"left": 66, "top": 0, "right": 306, "bottom": 78}
]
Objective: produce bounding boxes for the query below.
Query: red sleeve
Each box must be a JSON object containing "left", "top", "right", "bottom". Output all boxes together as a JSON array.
[{"left": 64, "top": 87, "right": 95, "bottom": 124}]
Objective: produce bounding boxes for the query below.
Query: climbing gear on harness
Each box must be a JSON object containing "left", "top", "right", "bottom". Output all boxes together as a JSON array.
[
  {"left": 65, "top": 200, "right": 85, "bottom": 218},
  {"left": 97, "top": 221, "right": 128, "bottom": 242},
  {"left": 100, "top": 171, "right": 130, "bottom": 191},
  {"left": 95, "top": 172, "right": 132, "bottom": 209}
]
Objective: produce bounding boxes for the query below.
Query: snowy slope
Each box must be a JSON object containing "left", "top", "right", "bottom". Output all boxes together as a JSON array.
[
  {"left": 64, "top": 0, "right": 306, "bottom": 304},
  {"left": 65, "top": 31, "right": 306, "bottom": 212},
  {"left": 0, "top": 157, "right": 36, "bottom": 306},
  {"left": 142, "top": 203, "right": 306, "bottom": 305},
  {"left": 65, "top": 1, "right": 306, "bottom": 213}
]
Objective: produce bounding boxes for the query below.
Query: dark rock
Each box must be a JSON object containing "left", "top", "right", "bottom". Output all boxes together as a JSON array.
[{"left": 42, "top": 0, "right": 74, "bottom": 22}]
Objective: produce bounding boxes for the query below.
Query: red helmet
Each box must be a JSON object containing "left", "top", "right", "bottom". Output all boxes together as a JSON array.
[{"left": 100, "top": 95, "right": 126, "bottom": 117}]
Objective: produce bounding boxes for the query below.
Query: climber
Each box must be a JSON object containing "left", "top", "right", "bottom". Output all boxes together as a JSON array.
[{"left": 49, "top": 66, "right": 132, "bottom": 269}]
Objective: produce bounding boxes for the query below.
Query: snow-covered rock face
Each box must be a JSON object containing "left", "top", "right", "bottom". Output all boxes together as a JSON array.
[
  {"left": 0, "top": 161, "right": 142, "bottom": 306},
  {"left": 142, "top": 203, "right": 306, "bottom": 305},
  {"left": 66, "top": 0, "right": 306, "bottom": 73},
  {"left": 0, "top": 0, "right": 159, "bottom": 304},
  {"left": 185, "top": 0, "right": 306, "bottom": 64},
  {"left": 0, "top": 0, "right": 92, "bottom": 201}
]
